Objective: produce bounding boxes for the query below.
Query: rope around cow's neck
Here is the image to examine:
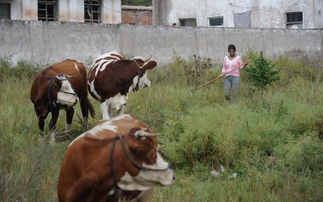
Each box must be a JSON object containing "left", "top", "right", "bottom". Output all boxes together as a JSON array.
[
  {"left": 119, "top": 136, "right": 169, "bottom": 172},
  {"left": 109, "top": 136, "right": 169, "bottom": 180},
  {"left": 47, "top": 78, "right": 77, "bottom": 109},
  {"left": 108, "top": 135, "right": 169, "bottom": 200},
  {"left": 132, "top": 60, "right": 143, "bottom": 91}
]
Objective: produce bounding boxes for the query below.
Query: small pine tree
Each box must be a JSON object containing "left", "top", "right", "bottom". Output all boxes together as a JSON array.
[{"left": 245, "top": 52, "right": 280, "bottom": 90}]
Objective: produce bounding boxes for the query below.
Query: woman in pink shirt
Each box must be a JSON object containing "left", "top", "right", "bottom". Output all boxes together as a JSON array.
[{"left": 220, "top": 44, "right": 249, "bottom": 104}]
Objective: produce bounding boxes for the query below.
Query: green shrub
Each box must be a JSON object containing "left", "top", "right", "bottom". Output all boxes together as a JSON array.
[
  {"left": 275, "top": 56, "right": 322, "bottom": 83},
  {"left": 245, "top": 52, "right": 280, "bottom": 90},
  {"left": 275, "top": 134, "right": 323, "bottom": 174},
  {"left": 0, "top": 58, "right": 42, "bottom": 80},
  {"left": 284, "top": 102, "right": 323, "bottom": 136},
  {"left": 148, "top": 56, "right": 187, "bottom": 86},
  {"left": 160, "top": 104, "right": 290, "bottom": 170},
  {"left": 161, "top": 106, "right": 240, "bottom": 168},
  {"left": 182, "top": 55, "right": 213, "bottom": 87}
]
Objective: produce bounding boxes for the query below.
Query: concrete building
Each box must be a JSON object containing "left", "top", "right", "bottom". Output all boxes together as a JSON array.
[
  {"left": 0, "top": 0, "right": 121, "bottom": 24},
  {"left": 153, "top": 0, "right": 323, "bottom": 29},
  {"left": 122, "top": 5, "right": 152, "bottom": 25}
]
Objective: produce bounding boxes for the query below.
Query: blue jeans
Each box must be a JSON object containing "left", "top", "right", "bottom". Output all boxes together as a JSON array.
[{"left": 224, "top": 75, "right": 240, "bottom": 104}]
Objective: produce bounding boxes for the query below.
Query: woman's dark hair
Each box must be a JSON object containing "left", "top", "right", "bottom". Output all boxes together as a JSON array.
[{"left": 228, "top": 44, "right": 236, "bottom": 51}]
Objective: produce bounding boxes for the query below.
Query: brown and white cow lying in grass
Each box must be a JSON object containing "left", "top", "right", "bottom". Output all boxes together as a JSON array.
[
  {"left": 57, "top": 114, "right": 175, "bottom": 202},
  {"left": 87, "top": 52, "right": 157, "bottom": 120},
  {"left": 30, "top": 59, "right": 95, "bottom": 142}
]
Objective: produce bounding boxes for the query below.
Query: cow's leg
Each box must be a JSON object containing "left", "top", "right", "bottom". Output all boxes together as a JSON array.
[
  {"left": 66, "top": 175, "right": 98, "bottom": 202},
  {"left": 37, "top": 114, "right": 48, "bottom": 141},
  {"left": 34, "top": 105, "right": 49, "bottom": 136},
  {"left": 37, "top": 114, "right": 46, "bottom": 133},
  {"left": 138, "top": 189, "right": 154, "bottom": 202},
  {"left": 79, "top": 98, "right": 89, "bottom": 127},
  {"left": 65, "top": 107, "right": 74, "bottom": 132},
  {"left": 49, "top": 109, "right": 59, "bottom": 143},
  {"left": 117, "top": 104, "right": 125, "bottom": 116},
  {"left": 100, "top": 100, "right": 110, "bottom": 120}
]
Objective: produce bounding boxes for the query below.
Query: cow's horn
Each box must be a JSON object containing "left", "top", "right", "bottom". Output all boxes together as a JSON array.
[
  {"left": 66, "top": 75, "right": 79, "bottom": 79},
  {"left": 145, "top": 55, "right": 152, "bottom": 62},
  {"left": 134, "top": 130, "right": 160, "bottom": 137}
]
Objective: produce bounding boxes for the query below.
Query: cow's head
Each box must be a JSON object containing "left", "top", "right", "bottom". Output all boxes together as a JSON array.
[
  {"left": 50, "top": 74, "right": 79, "bottom": 107},
  {"left": 131, "top": 57, "right": 157, "bottom": 91},
  {"left": 118, "top": 127, "right": 175, "bottom": 190}
]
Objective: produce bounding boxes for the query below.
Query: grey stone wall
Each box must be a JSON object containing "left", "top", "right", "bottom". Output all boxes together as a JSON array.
[{"left": 0, "top": 20, "right": 322, "bottom": 66}]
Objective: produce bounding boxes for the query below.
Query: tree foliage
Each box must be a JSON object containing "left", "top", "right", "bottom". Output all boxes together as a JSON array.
[
  {"left": 121, "top": 0, "right": 152, "bottom": 6},
  {"left": 246, "top": 52, "right": 280, "bottom": 90}
]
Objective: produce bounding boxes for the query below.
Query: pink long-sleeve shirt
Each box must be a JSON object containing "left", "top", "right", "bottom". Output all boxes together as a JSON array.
[{"left": 222, "top": 55, "right": 243, "bottom": 77}]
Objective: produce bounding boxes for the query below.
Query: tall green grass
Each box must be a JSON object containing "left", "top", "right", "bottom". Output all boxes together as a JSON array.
[{"left": 0, "top": 56, "right": 322, "bottom": 201}]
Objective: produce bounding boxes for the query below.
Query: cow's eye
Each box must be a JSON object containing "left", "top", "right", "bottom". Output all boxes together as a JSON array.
[{"left": 139, "top": 70, "right": 145, "bottom": 77}]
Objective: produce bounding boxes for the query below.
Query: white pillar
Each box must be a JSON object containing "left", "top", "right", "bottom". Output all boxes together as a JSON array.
[
  {"left": 59, "top": 0, "right": 84, "bottom": 23},
  {"left": 153, "top": 0, "right": 171, "bottom": 26},
  {"left": 102, "top": 0, "right": 121, "bottom": 24},
  {"left": 197, "top": 0, "right": 207, "bottom": 26},
  {"left": 10, "top": 0, "right": 37, "bottom": 20}
]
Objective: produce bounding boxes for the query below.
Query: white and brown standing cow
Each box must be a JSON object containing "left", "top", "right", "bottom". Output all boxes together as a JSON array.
[
  {"left": 57, "top": 114, "right": 175, "bottom": 202},
  {"left": 87, "top": 52, "right": 157, "bottom": 120},
  {"left": 30, "top": 59, "right": 95, "bottom": 142}
]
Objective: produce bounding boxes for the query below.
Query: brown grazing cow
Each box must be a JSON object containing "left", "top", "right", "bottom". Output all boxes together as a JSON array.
[
  {"left": 30, "top": 59, "right": 95, "bottom": 142},
  {"left": 57, "top": 114, "right": 175, "bottom": 202},
  {"left": 87, "top": 52, "right": 157, "bottom": 120}
]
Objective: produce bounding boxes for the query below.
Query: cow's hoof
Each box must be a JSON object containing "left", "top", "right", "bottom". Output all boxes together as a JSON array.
[
  {"left": 83, "top": 117, "right": 88, "bottom": 128},
  {"left": 49, "top": 133, "right": 56, "bottom": 144},
  {"left": 65, "top": 124, "right": 72, "bottom": 133},
  {"left": 210, "top": 169, "right": 220, "bottom": 177},
  {"left": 38, "top": 134, "right": 45, "bottom": 142}
]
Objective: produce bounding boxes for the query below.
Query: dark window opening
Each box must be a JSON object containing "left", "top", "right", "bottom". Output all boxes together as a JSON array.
[
  {"left": 85, "top": 0, "right": 102, "bottom": 23},
  {"left": 209, "top": 17, "right": 223, "bottom": 26},
  {"left": 286, "top": 12, "right": 302, "bottom": 25},
  {"left": 38, "top": 0, "right": 57, "bottom": 21},
  {"left": 0, "top": 3, "right": 10, "bottom": 19},
  {"left": 179, "top": 18, "right": 196, "bottom": 27}
]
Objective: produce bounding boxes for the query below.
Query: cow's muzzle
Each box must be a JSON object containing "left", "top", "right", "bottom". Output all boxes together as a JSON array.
[{"left": 57, "top": 91, "right": 79, "bottom": 107}]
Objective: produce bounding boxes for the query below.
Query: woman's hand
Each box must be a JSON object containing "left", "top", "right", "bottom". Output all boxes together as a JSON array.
[
  {"left": 242, "top": 59, "right": 252, "bottom": 68},
  {"left": 245, "top": 59, "right": 252, "bottom": 65}
]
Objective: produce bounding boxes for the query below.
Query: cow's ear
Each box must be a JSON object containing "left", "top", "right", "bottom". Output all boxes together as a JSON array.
[
  {"left": 134, "top": 59, "right": 145, "bottom": 66},
  {"left": 142, "top": 60, "right": 157, "bottom": 70},
  {"left": 131, "top": 128, "right": 159, "bottom": 141}
]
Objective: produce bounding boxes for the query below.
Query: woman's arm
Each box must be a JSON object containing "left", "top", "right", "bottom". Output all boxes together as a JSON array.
[
  {"left": 220, "top": 57, "right": 227, "bottom": 77},
  {"left": 241, "top": 58, "right": 252, "bottom": 69}
]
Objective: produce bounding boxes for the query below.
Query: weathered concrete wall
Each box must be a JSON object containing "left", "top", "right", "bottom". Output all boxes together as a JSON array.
[
  {"left": 0, "top": 20, "right": 120, "bottom": 65},
  {"left": 153, "top": 0, "right": 323, "bottom": 29},
  {"left": 0, "top": 20, "right": 321, "bottom": 66}
]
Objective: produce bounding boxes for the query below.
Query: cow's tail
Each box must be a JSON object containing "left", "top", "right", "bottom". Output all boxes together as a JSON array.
[{"left": 87, "top": 98, "right": 96, "bottom": 118}]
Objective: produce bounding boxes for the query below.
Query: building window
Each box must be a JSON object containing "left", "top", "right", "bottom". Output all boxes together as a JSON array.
[
  {"left": 0, "top": 3, "right": 10, "bottom": 19},
  {"left": 286, "top": 12, "right": 302, "bottom": 28},
  {"left": 85, "top": 0, "right": 102, "bottom": 23},
  {"left": 209, "top": 17, "right": 223, "bottom": 26},
  {"left": 179, "top": 18, "right": 196, "bottom": 27},
  {"left": 38, "top": 0, "right": 57, "bottom": 21}
]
